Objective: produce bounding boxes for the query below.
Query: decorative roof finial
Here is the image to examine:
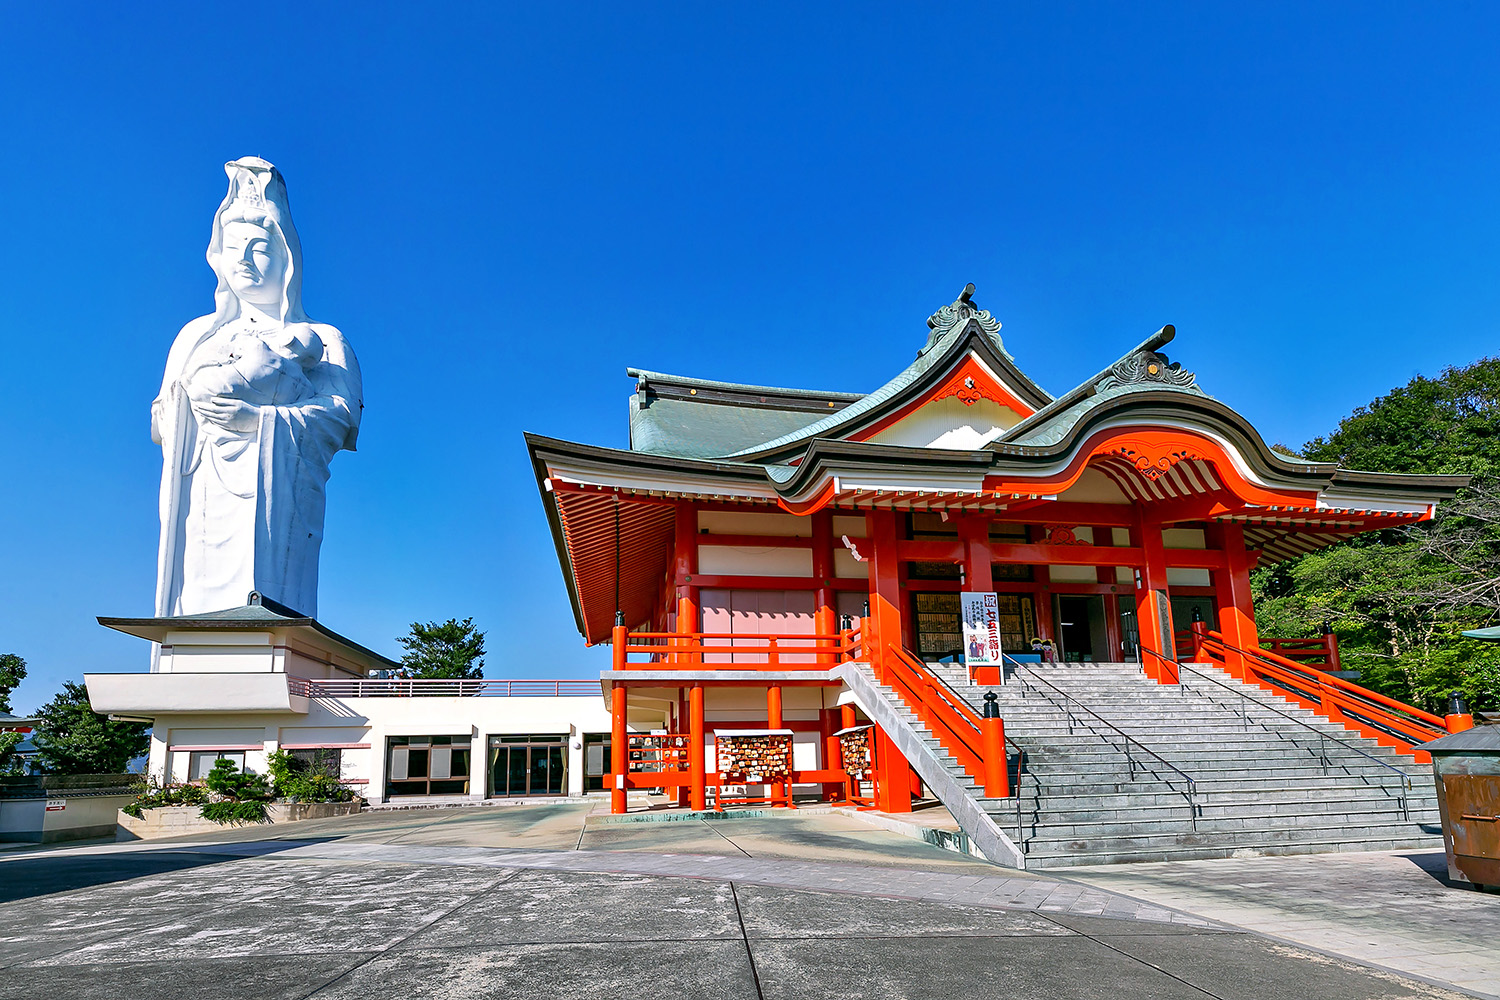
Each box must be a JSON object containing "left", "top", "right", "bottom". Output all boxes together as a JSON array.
[{"left": 920, "top": 283, "right": 1001, "bottom": 356}]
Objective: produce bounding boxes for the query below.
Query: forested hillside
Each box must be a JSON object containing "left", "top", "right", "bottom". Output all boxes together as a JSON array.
[{"left": 1251, "top": 358, "right": 1500, "bottom": 713}]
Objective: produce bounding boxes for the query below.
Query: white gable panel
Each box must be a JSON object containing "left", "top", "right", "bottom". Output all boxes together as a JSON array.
[
  {"left": 865, "top": 397, "right": 1023, "bottom": 450},
  {"left": 1056, "top": 468, "right": 1132, "bottom": 505}
]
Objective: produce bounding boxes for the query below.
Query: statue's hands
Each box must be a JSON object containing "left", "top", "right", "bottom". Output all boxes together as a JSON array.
[{"left": 190, "top": 395, "right": 260, "bottom": 432}]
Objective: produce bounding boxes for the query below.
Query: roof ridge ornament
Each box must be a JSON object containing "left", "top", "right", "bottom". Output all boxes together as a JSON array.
[
  {"left": 919, "top": 283, "right": 1002, "bottom": 357},
  {"left": 1096, "top": 349, "right": 1197, "bottom": 391}
]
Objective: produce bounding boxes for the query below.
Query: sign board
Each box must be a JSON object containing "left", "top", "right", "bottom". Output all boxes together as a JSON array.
[
  {"left": 45, "top": 799, "right": 66, "bottom": 812},
  {"left": 961, "top": 591, "right": 1004, "bottom": 672}
]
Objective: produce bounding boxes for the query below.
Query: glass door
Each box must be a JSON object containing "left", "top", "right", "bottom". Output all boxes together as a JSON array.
[{"left": 488, "top": 735, "right": 568, "bottom": 797}]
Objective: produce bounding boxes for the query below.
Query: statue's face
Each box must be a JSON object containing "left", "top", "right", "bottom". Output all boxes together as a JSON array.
[{"left": 220, "top": 220, "right": 286, "bottom": 306}]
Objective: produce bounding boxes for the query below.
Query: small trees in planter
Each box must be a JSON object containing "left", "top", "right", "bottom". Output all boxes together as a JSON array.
[
  {"left": 265, "top": 749, "right": 357, "bottom": 804},
  {"left": 200, "top": 758, "right": 272, "bottom": 823}
]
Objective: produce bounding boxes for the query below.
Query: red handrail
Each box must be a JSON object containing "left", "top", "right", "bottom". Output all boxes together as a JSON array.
[
  {"left": 1193, "top": 626, "right": 1450, "bottom": 761},
  {"left": 1261, "top": 634, "right": 1341, "bottom": 672},
  {"left": 882, "top": 645, "right": 991, "bottom": 787}
]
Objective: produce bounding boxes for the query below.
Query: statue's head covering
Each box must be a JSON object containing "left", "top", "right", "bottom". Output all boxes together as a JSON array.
[{"left": 205, "top": 156, "right": 309, "bottom": 327}]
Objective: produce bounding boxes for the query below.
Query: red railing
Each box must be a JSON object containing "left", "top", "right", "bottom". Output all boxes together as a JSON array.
[
  {"left": 1191, "top": 625, "right": 1452, "bottom": 761},
  {"left": 881, "top": 645, "right": 1009, "bottom": 797},
  {"left": 304, "top": 678, "right": 599, "bottom": 697},
  {"left": 613, "top": 628, "right": 863, "bottom": 671},
  {"left": 1261, "top": 633, "right": 1341, "bottom": 673}
]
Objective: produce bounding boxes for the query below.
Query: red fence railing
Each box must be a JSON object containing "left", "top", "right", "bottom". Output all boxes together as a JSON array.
[
  {"left": 1191, "top": 625, "right": 1452, "bottom": 761},
  {"left": 1261, "top": 634, "right": 1341, "bottom": 672},
  {"left": 613, "top": 628, "right": 863, "bottom": 670}
]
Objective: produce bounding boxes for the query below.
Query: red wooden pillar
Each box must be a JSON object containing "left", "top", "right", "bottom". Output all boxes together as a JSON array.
[
  {"left": 766, "top": 685, "right": 785, "bottom": 805},
  {"left": 981, "top": 714, "right": 1009, "bottom": 798},
  {"left": 610, "top": 682, "right": 628, "bottom": 814},
  {"left": 874, "top": 725, "right": 914, "bottom": 813},
  {"left": 867, "top": 510, "right": 903, "bottom": 679},
  {"left": 812, "top": 511, "right": 837, "bottom": 664},
  {"left": 674, "top": 502, "right": 699, "bottom": 664},
  {"left": 1135, "top": 512, "right": 1177, "bottom": 683},
  {"left": 689, "top": 682, "right": 706, "bottom": 811},
  {"left": 1213, "top": 522, "right": 1260, "bottom": 681}
]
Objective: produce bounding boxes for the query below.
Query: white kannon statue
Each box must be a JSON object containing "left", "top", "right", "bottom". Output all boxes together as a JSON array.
[{"left": 152, "top": 157, "right": 362, "bottom": 618}]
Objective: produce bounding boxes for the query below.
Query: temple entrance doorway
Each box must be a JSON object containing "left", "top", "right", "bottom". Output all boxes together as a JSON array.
[{"left": 1055, "top": 595, "right": 1109, "bottom": 663}]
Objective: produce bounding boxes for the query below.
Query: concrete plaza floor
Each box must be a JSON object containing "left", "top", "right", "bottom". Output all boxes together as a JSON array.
[{"left": 0, "top": 803, "right": 1491, "bottom": 999}]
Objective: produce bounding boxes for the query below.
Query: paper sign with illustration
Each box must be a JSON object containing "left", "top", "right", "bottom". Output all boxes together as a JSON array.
[{"left": 961, "top": 591, "right": 1004, "bottom": 670}]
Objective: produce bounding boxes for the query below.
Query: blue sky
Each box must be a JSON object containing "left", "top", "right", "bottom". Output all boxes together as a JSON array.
[{"left": 2, "top": 4, "right": 1498, "bottom": 713}]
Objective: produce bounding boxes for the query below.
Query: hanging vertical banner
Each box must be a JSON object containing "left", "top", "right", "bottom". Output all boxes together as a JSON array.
[{"left": 961, "top": 591, "right": 1003, "bottom": 669}]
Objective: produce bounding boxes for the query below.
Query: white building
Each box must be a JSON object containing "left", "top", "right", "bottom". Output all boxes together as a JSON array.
[{"left": 85, "top": 594, "right": 631, "bottom": 803}]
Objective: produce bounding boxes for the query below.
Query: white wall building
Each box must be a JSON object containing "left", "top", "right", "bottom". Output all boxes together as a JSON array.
[{"left": 85, "top": 594, "right": 631, "bottom": 803}]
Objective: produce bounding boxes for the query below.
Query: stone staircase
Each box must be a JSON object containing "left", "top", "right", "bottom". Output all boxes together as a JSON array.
[{"left": 872, "top": 660, "right": 1440, "bottom": 869}]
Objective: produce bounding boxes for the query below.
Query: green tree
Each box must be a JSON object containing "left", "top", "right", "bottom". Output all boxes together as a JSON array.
[
  {"left": 1252, "top": 356, "right": 1500, "bottom": 712},
  {"left": 32, "top": 681, "right": 150, "bottom": 775},
  {"left": 397, "top": 618, "right": 487, "bottom": 680},
  {"left": 0, "top": 731, "right": 24, "bottom": 775},
  {"left": 0, "top": 653, "right": 26, "bottom": 715}
]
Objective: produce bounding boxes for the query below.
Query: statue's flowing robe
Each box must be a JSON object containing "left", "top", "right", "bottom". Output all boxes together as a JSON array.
[{"left": 153, "top": 316, "right": 362, "bottom": 618}]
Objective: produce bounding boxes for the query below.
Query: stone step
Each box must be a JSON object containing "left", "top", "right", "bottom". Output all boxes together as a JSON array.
[
  {"left": 871, "top": 658, "right": 1442, "bottom": 867},
  {"left": 1020, "top": 834, "right": 1444, "bottom": 869}
]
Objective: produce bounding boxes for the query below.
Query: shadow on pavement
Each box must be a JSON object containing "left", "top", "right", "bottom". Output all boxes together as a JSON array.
[
  {"left": 1395, "top": 848, "right": 1500, "bottom": 893},
  {"left": 0, "top": 839, "right": 336, "bottom": 905}
]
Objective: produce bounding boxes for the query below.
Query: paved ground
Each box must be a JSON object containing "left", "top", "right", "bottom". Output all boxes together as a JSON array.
[
  {"left": 0, "top": 805, "right": 1490, "bottom": 999},
  {"left": 1064, "top": 849, "right": 1500, "bottom": 999}
]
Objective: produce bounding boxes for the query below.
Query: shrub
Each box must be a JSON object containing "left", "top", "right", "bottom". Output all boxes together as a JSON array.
[
  {"left": 200, "top": 800, "right": 268, "bottom": 823},
  {"left": 199, "top": 758, "right": 272, "bottom": 825},
  {"left": 121, "top": 775, "right": 208, "bottom": 818},
  {"left": 266, "top": 749, "right": 356, "bottom": 803}
]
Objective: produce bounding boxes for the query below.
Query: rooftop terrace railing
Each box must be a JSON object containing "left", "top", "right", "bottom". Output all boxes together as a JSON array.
[{"left": 303, "top": 678, "right": 599, "bottom": 698}]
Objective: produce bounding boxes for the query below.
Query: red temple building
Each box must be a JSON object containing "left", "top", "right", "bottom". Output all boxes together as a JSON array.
[{"left": 527, "top": 285, "right": 1474, "bottom": 866}]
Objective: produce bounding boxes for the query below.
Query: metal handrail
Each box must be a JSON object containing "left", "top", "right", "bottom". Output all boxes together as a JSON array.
[
  {"left": 1196, "top": 632, "right": 1448, "bottom": 737},
  {"left": 1003, "top": 653, "right": 1199, "bottom": 828},
  {"left": 305, "top": 678, "right": 599, "bottom": 698},
  {"left": 907, "top": 657, "right": 1032, "bottom": 850},
  {"left": 1141, "top": 646, "right": 1413, "bottom": 820}
]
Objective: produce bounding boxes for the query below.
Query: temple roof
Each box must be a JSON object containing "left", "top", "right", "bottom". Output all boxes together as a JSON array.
[
  {"left": 626, "top": 286, "right": 1051, "bottom": 463},
  {"left": 628, "top": 370, "right": 863, "bottom": 460},
  {"left": 527, "top": 284, "right": 1471, "bottom": 642},
  {"left": 98, "top": 592, "right": 399, "bottom": 669}
]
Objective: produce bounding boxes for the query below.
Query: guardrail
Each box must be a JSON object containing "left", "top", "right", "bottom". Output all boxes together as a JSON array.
[
  {"left": 614, "top": 627, "right": 862, "bottom": 670},
  {"left": 1261, "top": 633, "right": 1341, "bottom": 672},
  {"left": 1190, "top": 626, "right": 1452, "bottom": 761},
  {"left": 1142, "top": 647, "right": 1413, "bottom": 821},
  {"left": 304, "top": 678, "right": 599, "bottom": 698},
  {"left": 1008, "top": 653, "right": 1199, "bottom": 828}
]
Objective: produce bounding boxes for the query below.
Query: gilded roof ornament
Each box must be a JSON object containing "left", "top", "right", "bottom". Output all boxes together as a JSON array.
[
  {"left": 1096, "top": 350, "right": 1196, "bottom": 391},
  {"left": 918, "top": 283, "right": 1002, "bottom": 357}
]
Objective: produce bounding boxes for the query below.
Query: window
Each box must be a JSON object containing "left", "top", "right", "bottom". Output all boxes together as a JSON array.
[
  {"left": 187, "top": 750, "right": 245, "bottom": 782},
  {"left": 290, "top": 748, "right": 342, "bottom": 779},
  {"left": 488, "top": 734, "right": 568, "bottom": 797},
  {"left": 583, "top": 735, "right": 612, "bottom": 792},
  {"left": 386, "top": 736, "right": 471, "bottom": 797},
  {"left": 913, "top": 592, "right": 1036, "bottom": 658}
]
